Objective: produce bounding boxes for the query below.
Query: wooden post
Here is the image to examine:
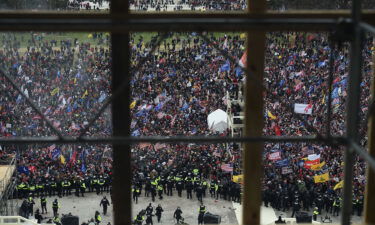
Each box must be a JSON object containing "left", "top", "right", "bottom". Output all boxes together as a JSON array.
[
  {"left": 110, "top": 0, "right": 131, "bottom": 225},
  {"left": 364, "top": 38, "right": 375, "bottom": 225},
  {"left": 242, "top": 0, "right": 266, "bottom": 224}
]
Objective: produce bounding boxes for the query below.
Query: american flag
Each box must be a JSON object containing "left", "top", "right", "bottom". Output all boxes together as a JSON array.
[
  {"left": 221, "top": 164, "right": 233, "bottom": 172},
  {"left": 154, "top": 143, "right": 166, "bottom": 151},
  {"left": 48, "top": 144, "right": 56, "bottom": 151}
]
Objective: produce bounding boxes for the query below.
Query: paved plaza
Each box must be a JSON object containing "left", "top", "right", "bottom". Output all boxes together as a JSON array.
[{"left": 12, "top": 192, "right": 365, "bottom": 224}]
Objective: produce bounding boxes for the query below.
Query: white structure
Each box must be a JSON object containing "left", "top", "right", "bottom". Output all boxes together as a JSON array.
[
  {"left": 0, "top": 216, "right": 51, "bottom": 225},
  {"left": 207, "top": 109, "right": 230, "bottom": 133}
]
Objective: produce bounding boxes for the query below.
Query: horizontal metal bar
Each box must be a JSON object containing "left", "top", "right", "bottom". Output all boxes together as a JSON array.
[
  {"left": 351, "top": 141, "right": 375, "bottom": 173},
  {"left": 360, "top": 22, "right": 375, "bottom": 35},
  {"left": 0, "top": 135, "right": 345, "bottom": 145},
  {"left": 0, "top": 17, "right": 353, "bottom": 31}
]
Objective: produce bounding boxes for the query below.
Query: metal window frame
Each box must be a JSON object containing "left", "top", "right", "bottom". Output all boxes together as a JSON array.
[{"left": 0, "top": 0, "right": 374, "bottom": 224}]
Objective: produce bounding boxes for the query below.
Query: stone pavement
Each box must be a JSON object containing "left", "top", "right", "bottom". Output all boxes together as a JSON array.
[
  {"left": 15, "top": 192, "right": 114, "bottom": 225},
  {"left": 132, "top": 193, "right": 238, "bottom": 225},
  {"left": 13, "top": 192, "right": 364, "bottom": 224}
]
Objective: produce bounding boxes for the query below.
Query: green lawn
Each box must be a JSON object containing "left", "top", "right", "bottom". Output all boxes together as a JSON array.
[{"left": 0, "top": 31, "right": 241, "bottom": 49}]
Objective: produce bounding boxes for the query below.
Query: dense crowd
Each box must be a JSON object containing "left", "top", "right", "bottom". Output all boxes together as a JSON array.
[
  {"left": 0, "top": 32, "right": 113, "bottom": 201},
  {"left": 0, "top": 18, "right": 373, "bottom": 224}
]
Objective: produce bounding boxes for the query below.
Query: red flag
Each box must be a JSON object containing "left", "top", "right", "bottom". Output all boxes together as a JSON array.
[
  {"left": 239, "top": 51, "right": 247, "bottom": 68},
  {"left": 70, "top": 151, "right": 77, "bottom": 164},
  {"left": 274, "top": 125, "right": 282, "bottom": 136}
]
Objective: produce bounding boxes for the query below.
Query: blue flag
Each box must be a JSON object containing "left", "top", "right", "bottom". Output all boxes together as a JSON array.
[
  {"left": 220, "top": 60, "right": 230, "bottom": 72},
  {"left": 52, "top": 148, "right": 61, "bottom": 160},
  {"left": 81, "top": 163, "right": 86, "bottom": 173},
  {"left": 17, "top": 166, "right": 30, "bottom": 175}
]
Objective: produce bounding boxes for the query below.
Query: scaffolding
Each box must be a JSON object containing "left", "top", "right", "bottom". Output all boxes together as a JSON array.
[{"left": 0, "top": 0, "right": 374, "bottom": 224}]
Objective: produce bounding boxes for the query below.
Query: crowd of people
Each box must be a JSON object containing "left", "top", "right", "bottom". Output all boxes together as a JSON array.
[
  {"left": 0, "top": 6, "right": 373, "bottom": 224},
  {"left": 129, "top": 0, "right": 245, "bottom": 11}
]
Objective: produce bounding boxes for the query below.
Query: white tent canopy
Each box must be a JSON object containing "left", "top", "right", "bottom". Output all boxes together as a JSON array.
[{"left": 207, "top": 109, "right": 229, "bottom": 133}]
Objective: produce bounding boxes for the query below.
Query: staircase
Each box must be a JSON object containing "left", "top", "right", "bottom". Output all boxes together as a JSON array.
[{"left": 0, "top": 156, "right": 18, "bottom": 216}]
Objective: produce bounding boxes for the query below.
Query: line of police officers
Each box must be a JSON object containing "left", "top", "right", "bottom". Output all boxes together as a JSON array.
[
  {"left": 263, "top": 183, "right": 364, "bottom": 219},
  {"left": 132, "top": 169, "right": 241, "bottom": 204},
  {"left": 15, "top": 174, "right": 112, "bottom": 199}
]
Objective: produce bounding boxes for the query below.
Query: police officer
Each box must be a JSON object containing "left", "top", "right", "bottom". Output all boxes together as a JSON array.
[
  {"left": 291, "top": 200, "right": 300, "bottom": 218},
  {"left": 36, "top": 181, "right": 44, "bottom": 197},
  {"left": 45, "top": 179, "right": 51, "bottom": 197},
  {"left": 34, "top": 208, "right": 43, "bottom": 223},
  {"left": 133, "top": 185, "right": 139, "bottom": 204},
  {"left": 145, "top": 180, "right": 151, "bottom": 197},
  {"left": 196, "top": 185, "right": 203, "bottom": 203},
  {"left": 50, "top": 178, "right": 57, "bottom": 196},
  {"left": 176, "top": 180, "right": 183, "bottom": 197},
  {"left": 95, "top": 211, "right": 102, "bottom": 225},
  {"left": 155, "top": 204, "right": 163, "bottom": 223},
  {"left": 167, "top": 178, "right": 174, "bottom": 196},
  {"left": 80, "top": 179, "right": 87, "bottom": 197},
  {"left": 146, "top": 203, "right": 154, "bottom": 215},
  {"left": 333, "top": 197, "right": 341, "bottom": 216},
  {"left": 199, "top": 204, "right": 206, "bottom": 214},
  {"left": 145, "top": 212, "right": 154, "bottom": 225},
  {"left": 40, "top": 195, "right": 47, "bottom": 214},
  {"left": 61, "top": 179, "right": 71, "bottom": 196},
  {"left": 201, "top": 180, "right": 208, "bottom": 198},
  {"left": 157, "top": 185, "right": 163, "bottom": 200},
  {"left": 357, "top": 195, "right": 364, "bottom": 216},
  {"left": 352, "top": 197, "right": 357, "bottom": 215},
  {"left": 173, "top": 207, "right": 183, "bottom": 224},
  {"left": 209, "top": 182, "right": 215, "bottom": 198},
  {"left": 151, "top": 185, "right": 156, "bottom": 202},
  {"left": 28, "top": 194, "right": 35, "bottom": 216},
  {"left": 53, "top": 213, "right": 61, "bottom": 225},
  {"left": 100, "top": 196, "right": 110, "bottom": 215},
  {"left": 313, "top": 207, "right": 319, "bottom": 221},
  {"left": 29, "top": 182, "right": 36, "bottom": 198},
  {"left": 98, "top": 176, "right": 105, "bottom": 194},
  {"left": 52, "top": 199, "right": 60, "bottom": 217},
  {"left": 186, "top": 182, "right": 193, "bottom": 199},
  {"left": 134, "top": 212, "right": 145, "bottom": 225}
]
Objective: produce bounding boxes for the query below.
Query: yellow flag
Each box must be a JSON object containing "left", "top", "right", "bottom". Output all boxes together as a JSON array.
[
  {"left": 81, "top": 90, "right": 88, "bottom": 99},
  {"left": 321, "top": 93, "right": 326, "bottom": 105},
  {"left": 267, "top": 111, "right": 277, "bottom": 120},
  {"left": 60, "top": 155, "right": 66, "bottom": 164},
  {"left": 50, "top": 87, "right": 59, "bottom": 96},
  {"left": 232, "top": 175, "right": 244, "bottom": 184},
  {"left": 311, "top": 161, "right": 326, "bottom": 171},
  {"left": 314, "top": 173, "right": 329, "bottom": 183},
  {"left": 334, "top": 180, "right": 344, "bottom": 190},
  {"left": 130, "top": 101, "right": 137, "bottom": 109}
]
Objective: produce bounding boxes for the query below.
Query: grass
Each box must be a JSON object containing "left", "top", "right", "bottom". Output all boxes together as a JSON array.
[{"left": 0, "top": 31, "right": 242, "bottom": 50}]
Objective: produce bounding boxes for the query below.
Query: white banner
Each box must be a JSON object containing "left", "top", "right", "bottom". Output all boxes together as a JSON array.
[
  {"left": 268, "top": 151, "right": 281, "bottom": 161},
  {"left": 294, "top": 103, "right": 313, "bottom": 115}
]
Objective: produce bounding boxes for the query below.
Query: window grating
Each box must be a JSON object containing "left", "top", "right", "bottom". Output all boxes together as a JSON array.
[{"left": 0, "top": 0, "right": 374, "bottom": 224}]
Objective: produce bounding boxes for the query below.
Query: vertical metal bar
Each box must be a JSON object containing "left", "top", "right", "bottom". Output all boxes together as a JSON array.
[
  {"left": 110, "top": 0, "right": 131, "bottom": 225},
  {"left": 364, "top": 37, "right": 375, "bottom": 225},
  {"left": 326, "top": 39, "right": 334, "bottom": 137},
  {"left": 242, "top": 0, "right": 266, "bottom": 224},
  {"left": 341, "top": 0, "right": 363, "bottom": 224}
]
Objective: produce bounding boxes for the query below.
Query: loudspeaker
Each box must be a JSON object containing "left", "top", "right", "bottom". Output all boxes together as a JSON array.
[{"left": 295, "top": 211, "right": 312, "bottom": 223}]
